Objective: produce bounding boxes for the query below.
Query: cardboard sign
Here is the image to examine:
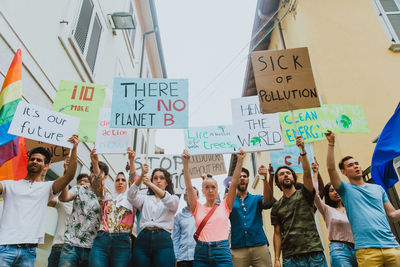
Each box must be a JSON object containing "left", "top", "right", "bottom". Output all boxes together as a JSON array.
[
  {"left": 279, "top": 108, "right": 324, "bottom": 145},
  {"left": 95, "top": 108, "right": 133, "bottom": 154},
  {"left": 270, "top": 144, "right": 314, "bottom": 174},
  {"left": 317, "top": 104, "right": 369, "bottom": 133},
  {"left": 184, "top": 125, "right": 239, "bottom": 155},
  {"left": 52, "top": 80, "right": 106, "bottom": 142},
  {"left": 187, "top": 154, "right": 226, "bottom": 178},
  {"left": 110, "top": 78, "right": 188, "bottom": 129},
  {"left": 231, "top": 96, "right": 284, "bottom": 152},
  {"left": 8, "top": 102, "right": 80, "bottom": 148},
  {"left": 25, "top": 139, "right": 70, "bottom": 163},
  {"left": 251, "top": 47, "right": 320, "bottom": 113}
]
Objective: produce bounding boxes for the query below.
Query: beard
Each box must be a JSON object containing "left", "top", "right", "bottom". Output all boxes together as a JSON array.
[
  {"left": 281, "top": 180, "right": 294, "bottom": 189},
  {"left": 27, "top": 164, "right": 42, "bottom": 174},
  {"left": 237, "top": 183, "right": 248, "bottom": 192}
]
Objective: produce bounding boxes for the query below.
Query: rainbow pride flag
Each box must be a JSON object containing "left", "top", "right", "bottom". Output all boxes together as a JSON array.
[{"left": 0, "top": 49, "right": 28, "bottom": 180}]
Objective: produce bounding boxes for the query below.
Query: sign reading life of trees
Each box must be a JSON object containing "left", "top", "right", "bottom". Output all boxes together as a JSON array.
[
  {"left": 251, "top": 47, "right": 320, "bottom": 113},
  {"left": 110, "top": 78, "right": 188, "bottom": 129}
]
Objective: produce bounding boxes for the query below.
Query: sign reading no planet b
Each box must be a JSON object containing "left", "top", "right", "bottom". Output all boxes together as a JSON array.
[
  {"left": 231, "top": 96, "right": 284, "bottom": 152},
  {"left": 184, "top": 125, "right": 239, "bottom": 155},
  {"left": 8, "top": 102, "right": 80, "bottom": 148},
  {"left": 52, "top": 80, "right": 106, "bottom": 143},
  {"left": 270, "top": 144, "right": 314, "bottom": 174},
  {"left": 251, "top": 47, "right": 320, "bottom": 113},
  {"left": 110, "top": 78, "right": 188, "bottom": 129}
]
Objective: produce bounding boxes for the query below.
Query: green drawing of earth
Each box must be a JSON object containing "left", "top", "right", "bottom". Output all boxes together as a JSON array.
[
  {"left": 251, "top": 137, "right": 261, "bottom": 146},
  {"left": 336, "top": 114, "right": 352, "bottom": 130}
]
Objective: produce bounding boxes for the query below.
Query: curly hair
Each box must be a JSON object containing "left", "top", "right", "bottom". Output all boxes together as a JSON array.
[
  {"left": 147, "top": 168, "right": 175, "bottom": 195},
  {"left": 29, "top": 147, "right": 51, "bottom": 164}
]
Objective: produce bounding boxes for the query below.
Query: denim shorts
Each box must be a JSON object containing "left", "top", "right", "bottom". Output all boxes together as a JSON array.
[
  {"left": 194, "top": 240, "right": 233, "bottom": 267},
  {"left": 329, "top": 242, "right": 357, "bottom": 267}
]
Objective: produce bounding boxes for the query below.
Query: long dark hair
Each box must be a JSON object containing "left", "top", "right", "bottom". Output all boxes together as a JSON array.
[
  {"left": 323, "top": 182, "right": 342, "bottom": 208},
  {"left": 147, "top": 168, "right": 175, "bottom": 195}
]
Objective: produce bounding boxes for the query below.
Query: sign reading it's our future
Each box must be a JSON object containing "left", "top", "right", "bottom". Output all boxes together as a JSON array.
[
  {"left": 251, "top": 47, "right": 320, "bottom": 113},
  {"left": 110, "top": 78, "right": 188, "bottom": 129}
]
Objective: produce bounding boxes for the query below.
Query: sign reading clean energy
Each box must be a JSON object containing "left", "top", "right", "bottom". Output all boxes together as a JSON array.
[
  {"left": 251, "top": 47, "right": 320, "bottom": 113},
  {"left": 9, "top": 102, "right": 79, "bottom": 148},
  {"left": 53, "top": 80, "right": 106, "bottom": 142},
  {"left": 184, "top": 125, "right": 239, "bottom": 155},
  {"left": 270, "top": 144, "right": 315, "bottom": 174},
  {"left": 110, "top": 78, "right": 188, "bottom": 129},
  {"left": 231, "top": 96, "right": 283, "bottom": 152}
]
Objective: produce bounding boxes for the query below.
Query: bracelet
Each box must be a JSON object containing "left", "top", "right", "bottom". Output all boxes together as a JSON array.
[
  {"left": 328, "top": 144, "right": 335, "bottom": 147},
  {"left": 300, "top": 152, "right": 307, "bottom": 156}
]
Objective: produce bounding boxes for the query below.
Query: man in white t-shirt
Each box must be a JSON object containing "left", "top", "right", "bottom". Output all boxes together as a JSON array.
[{"left": 0, "top": 134, "right": 80, "bottom": 267}]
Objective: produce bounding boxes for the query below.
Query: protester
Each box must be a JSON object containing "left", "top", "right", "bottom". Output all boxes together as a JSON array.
[
  {"left": 311, "top": 160, "right": 357, "bottom": 267},
  {"left": 182, "top": 148, "right": 244, "bottom": 267},
  {"left": 325, "top": 130, "right": 400, "bottom": 266},
  {"left": 270, "top": 136, "right": 327, "bottom": 267},
  {"left": 47, "top": 158, "right": 73, "bottom": 267},
  {"left": 89, "top": 148, "right": 136, "bottom": 267},
  {"left": 0, "top": 134, "right": 79, "bottom": 267},
  {"left": 128, "top": 163, "right": 179, "bottom": 266},
  {"left": 173, "top": 187, "right": 199, "bottom": 267},
  {"left": 58, "top": 173, "right": 101, "bottom": 267}
]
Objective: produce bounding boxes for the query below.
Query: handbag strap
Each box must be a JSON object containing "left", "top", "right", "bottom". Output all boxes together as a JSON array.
[{"left": 194, "top": 202, "right": 220, "bottom": 240}]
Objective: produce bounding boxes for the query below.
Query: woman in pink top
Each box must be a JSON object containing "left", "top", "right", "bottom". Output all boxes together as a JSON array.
[
  {"left": 312, "top": 161, "right": 357, "bottom": 267},
  {"left": 182, "top": 149, "right": 245, "bottom": 267}
]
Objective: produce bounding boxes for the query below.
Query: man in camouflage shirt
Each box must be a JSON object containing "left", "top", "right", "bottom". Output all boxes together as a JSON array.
[
  {"left": 58, "top": 173, "right": 101, "bottom": 266},
  {"left": 269, "top": 136, "right": 327, "bottom": 267}
]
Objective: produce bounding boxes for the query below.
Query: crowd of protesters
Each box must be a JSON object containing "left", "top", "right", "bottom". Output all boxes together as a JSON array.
[{"left": 1, "top": 132, "right": 400, "bottom": 267}]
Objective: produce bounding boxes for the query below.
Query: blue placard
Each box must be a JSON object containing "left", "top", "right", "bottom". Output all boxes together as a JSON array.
[
  {"left": 110, "top": 78, "right": 188, "bottom": 128},
  {"left": 270, "top": 144, "right": 314, "bottom": 174}
]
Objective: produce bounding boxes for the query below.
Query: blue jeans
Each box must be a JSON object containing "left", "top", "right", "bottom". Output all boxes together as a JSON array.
[
  {"left": 194, "top": 240, "right": 233, "bottom": 267},
  {"left": 59, "top": 243, "right": 90, "bottom": 267},
  {"left": 89, "top": 231, "right": 131, "bottom": 267},
  {"left": 48, "top": 246, "right": 63, "bottom": 267},
  {"left": 283, "top": 251, "right": 328, "bottom": 267},
  {"left": 132, "top": 228, "right": 175, "bottom": 267},
  {"left": 329, "top": 242, "right": 358, "bottom": 267},
  {"left": 0, "top": 245, "right": 36, "bottom": 267}
]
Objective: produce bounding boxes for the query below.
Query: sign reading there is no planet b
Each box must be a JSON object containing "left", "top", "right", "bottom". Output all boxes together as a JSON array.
[{"left": 251, "top": 47, "right": 321, "bottom": 113}]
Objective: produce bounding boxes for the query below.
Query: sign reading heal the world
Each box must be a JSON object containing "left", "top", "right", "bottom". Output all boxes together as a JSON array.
[
  {"left": 95, "top": 108, "right": 133, "bottom": 154},
  {"left": 52, "top": 80, "right": 106, "bottom": 142},
  {"left": 8, "top": 102, "right": 80, "bottom": 148},
  {"left": 184, "top": 125, "right": 239, "bottom": 155},
  {"left": 279, "top": 107, "right": 324, "bottom": 145},
  {"left": 251, "top": 47, "right": 320, "bottom": 113},
  {"left": 110, "top": 78, "right": 188, "bottom": 129},
  {"left": 317, "top": 104, "right": 369, "bottom": 133},
  {"left": 270, "top": 144, "right": 314, "bottom": 174},
  {"left": 231, "top": 96, "right": 284, "bottom": 152}
]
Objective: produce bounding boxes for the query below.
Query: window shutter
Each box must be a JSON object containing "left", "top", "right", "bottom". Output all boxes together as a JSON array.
[
  {"left": 379, "top": 0, "right": 399, "bottom": 12},
  {"left": 74, "top": 0, "right": 94, "bottom": 53},
  {"left": 85, "top": 14, "right": 102, "bottom": 72}
]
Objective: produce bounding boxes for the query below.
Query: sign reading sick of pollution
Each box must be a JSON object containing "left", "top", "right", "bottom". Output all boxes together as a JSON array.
[{"left": 251, "top": 47, "right": 321, "bottom": 113}]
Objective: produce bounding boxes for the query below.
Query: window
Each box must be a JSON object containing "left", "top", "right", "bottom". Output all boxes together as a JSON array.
[
  {"left": 374, "top": 0, "right": 400, "bottom": 49},
  {"left": 72, "top": 0, "right": 103, "bottom": 73}
]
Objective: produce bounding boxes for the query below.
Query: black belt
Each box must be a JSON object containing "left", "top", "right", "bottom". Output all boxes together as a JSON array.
[{"left": 11, "top": 244, "right": 38, "bottom": 248}]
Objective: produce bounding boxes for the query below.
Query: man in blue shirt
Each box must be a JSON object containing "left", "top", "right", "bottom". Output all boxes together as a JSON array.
[
  {"left": 173, "top": 187, "right": 199, "bottom": 267},
  {"left": 326, "top": 130, "right": 400, "bottom": 266},
  {"left": 229, "top": 166, "right": 274, "bottom": 267}
]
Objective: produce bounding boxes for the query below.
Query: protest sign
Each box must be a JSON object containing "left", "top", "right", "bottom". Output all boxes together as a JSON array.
[
  {"left": 8, "top": 102, "right": 79, "bottom": 148},
  {"left": 184, "top": 125, "right": 239, "bottom": 155},
  {"left": 95, "top": 108, "right": 132, "bottom": 154},
  {"left": 251, "top": 47, "right": 320, "bottom": 113},
  {"left": 279, "top": 108, "right": 324, "bottom": 145},
  {"left": 231, "top": 96, "right": 284, "bottom": 152},
  {"left": 134, "top": 154, "right": 227, "bottom": 194},
  {"left": 317, "top": 104, "right": 369, "bottom": 133},
  {"left": 270, "top": 144, "right": 314, "bottom": 174},
  {"left": 52, "top": 80, "right": 106, "bottom": 142},
  {"left": 25, "top": 139, "right": 70, "bottom": 163},
  {"left": 110, "top": 78, "right": 188, "bottom": 129}
]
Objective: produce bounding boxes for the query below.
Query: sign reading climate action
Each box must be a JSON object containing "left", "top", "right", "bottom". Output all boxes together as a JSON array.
[
  {"left": 251, "top": 47, "right": 320, "bottom": 113},
  {"left": 231, "top": 96, "right": 283, "bottom": 152},
  {"left": 8, "top": 102, "right": 79, "bottom": 148},
  {"left": 110, "top": 78, "right": 188, "bottom": 129}
]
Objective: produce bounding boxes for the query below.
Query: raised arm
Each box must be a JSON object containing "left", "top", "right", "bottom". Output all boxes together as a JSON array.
[
  {"left": 59, "top": 185, "right": 76, "bottom": 202},
  {"left": 182, "top": 150, "right": 197, "bottom": 213},
  {"left": 258, "top": 164, "right": 274, "bottom": 206},
  {"left": 226, "top": 148, "right": 246, "bottom": 210},
  {"left": 90, "top": 148, "right": 105, "bottom": 199},
  {"left": 273, "top": 224, "right": 282, "bottom": 267},
  {"left": 325, "top": 130, "right": 342, "bottom": 190},
  {"left": 296, "top": 136, "right": 313, "bottom": 193},
  {"left": 127, "top": 147, "right": 137, "bottom": 187},
  {"left": 52, "top": 135, "right": 79, "bottom": 194}
]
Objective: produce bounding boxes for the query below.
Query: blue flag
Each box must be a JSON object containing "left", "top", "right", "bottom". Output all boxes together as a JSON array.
[{"left": 371, "top": 103, "right": 400, "bottom": 191}]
